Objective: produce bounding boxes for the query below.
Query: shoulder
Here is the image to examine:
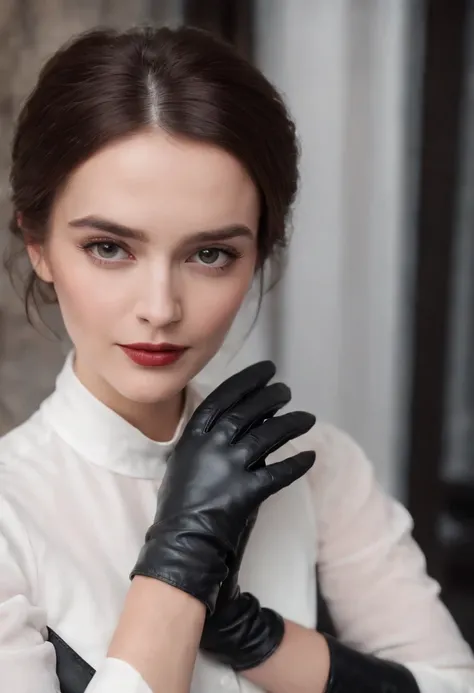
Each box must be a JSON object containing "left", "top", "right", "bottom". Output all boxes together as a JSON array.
[
  {"left": 0, "top": 405, "right": 65, "bottom": 582},
  {"left": 0, "top": 407, "right": 54, "bottom": 503},
  {"left": 0, "top": 406, "right": 51, "bottom": 460},
  {"left": 0, "top": 423, "right": 51, "bottom": 609}
]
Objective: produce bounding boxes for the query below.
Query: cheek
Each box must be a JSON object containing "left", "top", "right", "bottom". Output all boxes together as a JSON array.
[
  {"left": 186, "top": 271, "right": 254, "bottom": 339},
  {"left": 51, "top": 262, "right": 124, "bottom": 335}
]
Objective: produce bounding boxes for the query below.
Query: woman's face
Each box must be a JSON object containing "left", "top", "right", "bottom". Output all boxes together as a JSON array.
[{"left": 28, "top": 130, "right": 259, "bottom": 406}]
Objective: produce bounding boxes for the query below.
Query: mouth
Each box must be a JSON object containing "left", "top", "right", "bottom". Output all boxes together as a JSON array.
[
  {"left": 121, "top": 342, "right": 187, "bottom": 352},
  {"left": 118, "top": 343, "right": 188, "bottom": 367}
]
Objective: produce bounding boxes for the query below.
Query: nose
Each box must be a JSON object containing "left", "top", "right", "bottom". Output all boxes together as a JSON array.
[{"left": 135, "top": 263, "right": 182, "bottom": 328}]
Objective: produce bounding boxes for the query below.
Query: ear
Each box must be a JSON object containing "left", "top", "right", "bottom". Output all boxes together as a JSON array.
[
  {"left": 17, "top": 213, "right": 54, "bottom": 284},
  {"left": 25, "top": 243, "right": 54, "bottom": 284}
]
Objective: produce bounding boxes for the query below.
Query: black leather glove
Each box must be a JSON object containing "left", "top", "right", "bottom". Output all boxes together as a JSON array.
[
  {"left": 200, "top": 507, "right": 286, "bottom": 670},
  {"left": 322, "top": 634, "right": 421, "bottom": 692},
  {"left": 130, "top": 360, "right": 316, "bottom": 613}
]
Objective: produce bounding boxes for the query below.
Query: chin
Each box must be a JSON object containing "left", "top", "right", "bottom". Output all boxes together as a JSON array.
[
  {"left": 112, "top": 372, "right": 188, "bottom": 405},
  {"left": 109, "top": 354, "right": 211, "bottom": 405}
]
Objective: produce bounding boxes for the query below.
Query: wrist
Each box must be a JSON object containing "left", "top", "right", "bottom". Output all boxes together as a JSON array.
[
  {"left": 243, "top": 622, "right": 331, "bottom": 693},
  {"left": 109, "top": 576, "right": 205, "bottom": 660},
  {"left": 108, "top": 577, "right": 206, "bottom": 692},
  {"left": 130, "top": 531, "right": 228, "bottom": 612}
]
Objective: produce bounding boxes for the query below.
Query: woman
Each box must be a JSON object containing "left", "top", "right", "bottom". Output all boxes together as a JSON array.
[{"left": 0, "top": 25, "right": 473, "bottom": 693}]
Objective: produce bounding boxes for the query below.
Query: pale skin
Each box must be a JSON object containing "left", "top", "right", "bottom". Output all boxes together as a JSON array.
[
  {"left": 25, "top": 127, "right": 330, "bottom": 692},
  {"left": 108, "top": 579, "right": 330, "bottom": 693}
]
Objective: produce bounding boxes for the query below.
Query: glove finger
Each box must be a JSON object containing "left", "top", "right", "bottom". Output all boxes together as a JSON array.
[
  {"left": 253, "top": 450, "right": 316, "bottom": 496},
  {"left": 239, "top": 411, "right": 316, "bottom": 468},
  {"left": 189, "top": 361, "right": 276, "bottom": 433},
  {"left": 219, "top": 382, "right": 292, "bottom": 443}
]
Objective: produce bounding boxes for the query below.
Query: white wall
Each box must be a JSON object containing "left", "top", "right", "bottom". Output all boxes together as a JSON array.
[{"left": 197, "top": 0, "right": 415, "bottom": 498}]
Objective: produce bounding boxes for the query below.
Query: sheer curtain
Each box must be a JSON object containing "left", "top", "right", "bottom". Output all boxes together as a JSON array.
[{"left": 199, "top": 0, "right": 418, "bottom": 497}]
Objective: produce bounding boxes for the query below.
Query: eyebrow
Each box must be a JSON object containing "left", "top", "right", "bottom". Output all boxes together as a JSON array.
[{"left": 68, "top": 215, "right": 254, "bottom": 244}]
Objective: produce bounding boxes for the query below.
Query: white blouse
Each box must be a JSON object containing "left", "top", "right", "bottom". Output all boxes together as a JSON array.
[{"left": 0, "top": 353, "right": 473, "bottom": 693}]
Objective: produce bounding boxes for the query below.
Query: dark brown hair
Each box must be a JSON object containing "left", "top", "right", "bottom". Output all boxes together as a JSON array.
[{"left": 5, "top": 25, "right": 299, "bottom": 323}]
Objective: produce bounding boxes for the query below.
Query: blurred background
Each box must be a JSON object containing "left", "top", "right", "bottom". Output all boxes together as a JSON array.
[{"left": 1, "top": 0, "right": 474, "bottom": 646}]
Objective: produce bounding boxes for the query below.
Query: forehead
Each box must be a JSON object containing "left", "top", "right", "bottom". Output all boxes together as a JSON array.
[{"left": 52, "top": 130, "right": 259, "bottom": 234}]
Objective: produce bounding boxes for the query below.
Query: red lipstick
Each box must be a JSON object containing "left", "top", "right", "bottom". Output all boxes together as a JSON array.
[{"left": 119, "top": 342, "right": 187, "bottom": 367}]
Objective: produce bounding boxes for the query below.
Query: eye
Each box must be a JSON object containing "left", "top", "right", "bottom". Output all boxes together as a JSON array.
[
  {"left": 189, "top": 247, "right": 240, "bottom": 269},
  {"left": 84, "top": 241, "right": 129, "bottom": 262},
  {"left": 196, "top": 248, "right": 226, "bottom": 266}
]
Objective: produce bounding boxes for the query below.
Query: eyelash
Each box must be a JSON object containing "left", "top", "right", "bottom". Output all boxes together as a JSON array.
[{"left": 79, "top": 238, "right": 243, "bottom": 273}]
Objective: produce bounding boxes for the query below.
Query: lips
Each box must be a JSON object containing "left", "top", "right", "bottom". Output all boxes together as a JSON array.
[{"left": 119, "top": 343, "right": 187, "bottom": 367}]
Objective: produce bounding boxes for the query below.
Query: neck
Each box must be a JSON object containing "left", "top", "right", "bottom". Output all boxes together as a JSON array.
[{"left": 73, "top": 356, "right": 185, "bottom": 442}]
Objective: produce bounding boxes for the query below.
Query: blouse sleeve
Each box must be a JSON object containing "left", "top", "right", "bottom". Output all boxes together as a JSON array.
[
  {"left": 307, "top": 422, "right": 474, "bottom": 693},
  {"left": 0, "top": 495, "right": 152, "bottom": 693}
]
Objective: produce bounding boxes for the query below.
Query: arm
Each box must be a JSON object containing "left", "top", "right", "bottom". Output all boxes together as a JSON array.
[
  {"left": 201, "top": 422, "right": 474, "bottom": 692},
  {"left": 0, "top": 496, "right": 60, "bottom": 693},
  {"left": 243, "top": 619, "right": 330, "bottom": 693},
  {"left": 244, "top": 620, "right": 424, "bottom": 693},
  {"left": 309, "top": 423, "right": 474, "bottom": 692},
  {"left": 0, "top": 492, "right": 203, "bottom": 693},
  {"left": 47, "top": 579, "right": 206, "bottom": 693},
  {"left": 106, "top": 577, "right": 205, "bottom": 693},
  {"left": 0, "top": 495, "right": 161, "bottom": 693}
]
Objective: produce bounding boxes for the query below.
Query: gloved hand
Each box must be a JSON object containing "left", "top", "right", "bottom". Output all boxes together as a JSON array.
[
  {"left": 200, "top": 508, "right": 286, "bottom": 671},
  {"left": 201, "top": 535, "right": 422, "bottom": 693},
  {"left": 130, "top": 361, "right": 316, "bottom": 613},
  {"left": 200, "top": 511, "right": 421, "bottom": 693},
  {"left": 322, "top": 635, "right": 421, "bottom": 692}
]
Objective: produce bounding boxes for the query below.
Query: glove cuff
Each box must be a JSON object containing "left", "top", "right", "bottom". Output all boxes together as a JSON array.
[
  {"left": 323, "top": 634, "right": 420, "bottom": 692},
  {"left": 201, "top": 592, "right": 285, "bottom": 671},
  {"left": 130, "top": 534, "right": 227, "bottom": 613}
]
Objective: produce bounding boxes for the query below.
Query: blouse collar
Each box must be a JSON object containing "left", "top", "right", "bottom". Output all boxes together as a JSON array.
[{"left": 40, "top": 351, "right": 198, "bottom": 479}]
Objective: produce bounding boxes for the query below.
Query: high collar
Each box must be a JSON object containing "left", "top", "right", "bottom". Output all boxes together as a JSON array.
[{"left": 40, "top": 352, "right": 199, "bottom": 479}]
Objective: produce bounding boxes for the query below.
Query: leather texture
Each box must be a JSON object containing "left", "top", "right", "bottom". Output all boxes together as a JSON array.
[
  {"left": 130, "top": 360, "right": 316, "bottom": 613},
  {"left": 323, "top": 634, "right": 421, "bottom": 692},
  {"left": 47, "top": 628, "right": 94, "bottom": 693},
  {"left": 200, "top": 510, "right": 286, "bottom": 670},
  {"left": 201, "top": 590, "right": 285, "bottom": 671}
]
